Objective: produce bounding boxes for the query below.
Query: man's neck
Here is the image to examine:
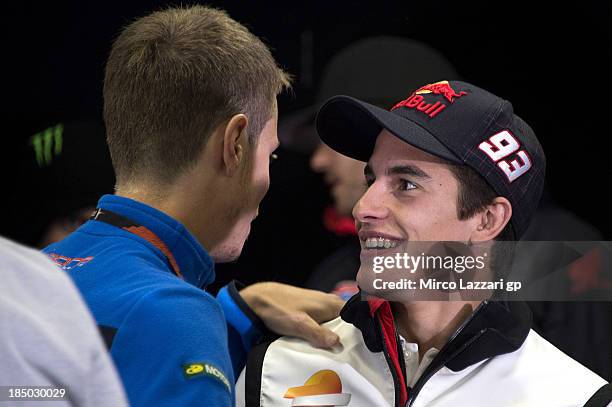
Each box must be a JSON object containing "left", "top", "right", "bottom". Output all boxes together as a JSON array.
[
  {"left": 391, "top": 300, "right": 481, "bottom": 361},
  {"left": 115, "top": 184, "right": 167, "bottom": 210},
  {"left": 114, "top": 181, "right": 220, "bottom": 254}
]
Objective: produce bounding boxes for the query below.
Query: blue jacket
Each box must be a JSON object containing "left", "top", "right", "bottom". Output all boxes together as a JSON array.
[{"left": 43, "top": 195, "right": 264, "bottom": 406}]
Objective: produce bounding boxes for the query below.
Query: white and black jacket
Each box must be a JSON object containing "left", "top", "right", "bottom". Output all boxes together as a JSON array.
[{"left": 237, "top": 295, "right": 610, "bottom": 406}]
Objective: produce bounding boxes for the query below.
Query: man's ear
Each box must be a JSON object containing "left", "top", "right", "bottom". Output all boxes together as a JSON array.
[
  {"left": 470, "top": 197, "right": 513, "bottom": 242},
  {"left": 221, "top": 114, "right": 248, "bottom": 176}
]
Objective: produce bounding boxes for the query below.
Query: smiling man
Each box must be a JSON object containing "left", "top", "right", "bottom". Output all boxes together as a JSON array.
[{"left": 237, "top": 81, "right": 610, "bottom": 406}]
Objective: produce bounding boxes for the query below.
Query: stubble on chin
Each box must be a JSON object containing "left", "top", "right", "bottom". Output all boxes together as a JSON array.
[{"left": 210, "top": 206, "right": 248, "bottom": 263}]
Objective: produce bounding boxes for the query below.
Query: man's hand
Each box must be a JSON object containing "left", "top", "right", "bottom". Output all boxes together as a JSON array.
[{"left": 239, "top": 282, "right": 345, "bottom": 348}]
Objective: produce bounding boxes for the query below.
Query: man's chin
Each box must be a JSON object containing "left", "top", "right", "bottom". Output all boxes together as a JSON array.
[
  {"left": 210, "top": 243, "right": 245, "bottom": 263},
  {"left": 356, "top": 268, "right": 390, "bottom": 300},
  {"left": 210, "top": 221, "right": 251, "bottom": 263}
]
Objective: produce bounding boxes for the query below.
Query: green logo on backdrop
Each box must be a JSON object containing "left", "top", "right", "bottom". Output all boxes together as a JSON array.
[{"left": 30, "top": 123, "right": 64, "bottom": 167}]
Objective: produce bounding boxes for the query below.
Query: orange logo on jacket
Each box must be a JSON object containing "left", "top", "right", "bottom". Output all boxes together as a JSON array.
[{"left": 284, "top": 370, "right": 351, "bottom": 406}]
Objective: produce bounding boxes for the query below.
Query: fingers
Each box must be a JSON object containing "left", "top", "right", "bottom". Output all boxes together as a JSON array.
[
  {"left": 237, "top": 282, "right": 346, "bottom": 347},
  {"left": 308, "top": 293, "right": 346, "bottom": 322},
  {"left": 289, "top": 312, "right": 340, "bottom": 349}
]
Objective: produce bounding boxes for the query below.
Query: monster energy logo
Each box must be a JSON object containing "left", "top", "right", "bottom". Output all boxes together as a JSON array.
[{"left": 30, "top": 123, "right": 64, "bottom": 167}]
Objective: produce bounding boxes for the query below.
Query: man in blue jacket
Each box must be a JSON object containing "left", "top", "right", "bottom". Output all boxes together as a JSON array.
[{"left": 43, "top": 5, "right": 342, "bottom": 406}]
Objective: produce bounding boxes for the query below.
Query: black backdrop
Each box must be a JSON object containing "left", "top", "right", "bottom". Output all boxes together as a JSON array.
[{"left": 3, "top": 1, "right": 611, "bottom": 290}]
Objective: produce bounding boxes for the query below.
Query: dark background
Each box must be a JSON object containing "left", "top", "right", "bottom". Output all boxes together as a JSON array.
[{"left": 3, "top": 1, "right": 611, "bottom": 289}]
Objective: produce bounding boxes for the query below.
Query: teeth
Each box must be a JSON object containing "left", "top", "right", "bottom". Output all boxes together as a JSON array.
[{"left": 364, "top": 237, "right": 399, "bottom": 249}]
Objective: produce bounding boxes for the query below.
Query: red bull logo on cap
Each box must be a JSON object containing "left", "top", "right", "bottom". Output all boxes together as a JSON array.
[
  {"left": 415, "top": 80, "right": 467, "bottom": 102},
  {"left": 391, "top": 80, "right": 467, "bottom": 119}
]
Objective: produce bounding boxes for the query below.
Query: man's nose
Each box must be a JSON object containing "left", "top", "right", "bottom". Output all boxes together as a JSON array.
[{"left": 353, "top": 182, "right": 389, "bottom": 223}]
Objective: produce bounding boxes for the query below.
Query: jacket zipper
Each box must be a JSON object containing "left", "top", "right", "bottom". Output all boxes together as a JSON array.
[
  {"left": 406, "top": 330, "right": 486, "bottom": 406},
  {"left": 375, "top": 316, "right": 403, "bottom": 407},
  {"left": 406, "top": 301, "right": 489, "bottom": 406},
  {"left": 395, "top": 322, "right": 409, "bottom": 406}
]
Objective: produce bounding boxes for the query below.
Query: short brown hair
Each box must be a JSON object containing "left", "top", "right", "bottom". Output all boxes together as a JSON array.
[
  {"left": 448, "top": 164, "right": 516, "bottom": 279},
  {"left": 104, "top": 5, "right": 291, "bottom": 186},
  {"left": 448, "top": 164, "right": 515, "bottom": 241}
]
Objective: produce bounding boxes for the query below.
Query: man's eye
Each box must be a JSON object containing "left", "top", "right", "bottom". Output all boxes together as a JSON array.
[{"left": 400, "top": 179, "right": 417, "bottom": 191}]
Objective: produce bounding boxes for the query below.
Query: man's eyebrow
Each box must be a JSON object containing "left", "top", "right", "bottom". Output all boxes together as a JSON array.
[
  {"left": 364, "top": 163, "right": 431, "bottom": 179},
  {"left": 388, "top": 165, "right": 431, "bottom": 179}
]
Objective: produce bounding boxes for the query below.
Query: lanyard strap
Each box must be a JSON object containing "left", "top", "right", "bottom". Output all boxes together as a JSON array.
[{"left": 90, "top": 208, "right": 183, "bottom": 279}]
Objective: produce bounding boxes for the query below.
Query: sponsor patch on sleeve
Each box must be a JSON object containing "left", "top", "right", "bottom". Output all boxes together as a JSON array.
[{"left": 182, "top": 362, "right": 231, "bottom": 392}]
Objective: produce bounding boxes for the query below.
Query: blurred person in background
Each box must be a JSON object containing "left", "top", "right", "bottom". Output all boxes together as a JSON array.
[{"left": 7, "top": 120, "right": 115, "bottom": 248}]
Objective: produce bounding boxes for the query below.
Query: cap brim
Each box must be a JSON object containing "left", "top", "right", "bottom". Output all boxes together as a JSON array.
[{"left": 315, "top": 95, "right": 461, "bottom": 163}]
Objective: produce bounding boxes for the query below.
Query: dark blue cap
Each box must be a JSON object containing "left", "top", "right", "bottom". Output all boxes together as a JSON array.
[{"left": 316, "top": 80, "right": 546, "bottom": 239}]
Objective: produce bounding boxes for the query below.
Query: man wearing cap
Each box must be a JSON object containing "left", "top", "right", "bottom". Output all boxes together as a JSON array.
[
  {"left": 281, "top": 37, "right": 461, "bottom": 299},
  {"left": 236, "top": 81, "right": 610, "bottom": 406}
]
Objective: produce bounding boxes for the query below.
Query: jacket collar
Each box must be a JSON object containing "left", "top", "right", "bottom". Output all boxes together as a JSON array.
[
  {"left": 341, "top": 294, "right": 384, "bottom": 352},
  {"left": 340, "top": 292, "right": 532, "bottom": 371},
  {"left": 90, "top": 194, "right": 215, "bottom": 289}
]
